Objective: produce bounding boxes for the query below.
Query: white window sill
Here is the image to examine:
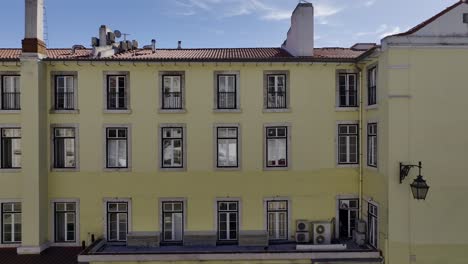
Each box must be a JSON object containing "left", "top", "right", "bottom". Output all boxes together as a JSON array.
[
  {"left": 103, "top": 168, "right": 132, "bottom": 172},
  {"left": 159, "top": 167, "right": 186, "bottom": 172},
  {"left": 51, "top": 168, "right": 79, "bottom": 172},
  {"left": 366, "top": 165, "right": 378, "bottom": 171},
  {"left": 215, "top": 166, "right": 241, "bottom": 171},
  {"left": 366, "top": 104, "right": 378, "bottom": 110},
  {"left": 263, "top": 108, "right": 291, "bottom": 113},
  {"left": 0, "top": 168, "right": 21, "bottom": 173},
  {"left": 335, "top": 107, "right": 359, "bottom": 112},
  {"left": 50, "top": 242, "right": 81, "bottom": 247},
  {"left": 0, "top": 243, "right": 21, "bottom": 248},
  {"left": 50, "top": 109, "right": 80, "bottom": 114},
  {"left": 158, "top": 109, "right": 187, "bottom": 114},
  {"left": 213, "top": 109, "right": 242, "bottom": 113},
  {"left": 0, "top": 110, "right": 20, "bottom": 114},
  {"left": 263, "top": 166, "right": 290, "bottom": 171},
  {"left": 103, "top": 109, "right": 132, "bottom": 114},
  {"left": 336, "top": 164, "right": 359, "bottom": 168}
]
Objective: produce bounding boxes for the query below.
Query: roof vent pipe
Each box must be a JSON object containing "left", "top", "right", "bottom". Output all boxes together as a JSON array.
[
  {"left": 151, "top": 39, "right": 156, "bottom": 53},
  {"left": 177, "top": 41, "right": 182, "bottom": 49}
]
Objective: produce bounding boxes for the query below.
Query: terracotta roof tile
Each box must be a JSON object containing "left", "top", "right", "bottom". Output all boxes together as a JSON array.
[{"left": 0, "top": 47, "right": 372, "bottom": 62}]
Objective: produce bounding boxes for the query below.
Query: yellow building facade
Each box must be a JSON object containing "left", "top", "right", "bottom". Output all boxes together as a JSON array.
[{"left": 0, "top": 1, "right": 468, "bottom": 264}]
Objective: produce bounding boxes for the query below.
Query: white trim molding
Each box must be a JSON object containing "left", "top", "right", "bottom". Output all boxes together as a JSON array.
[
  {"left": 49, "top": 198, "right": 81, "bottom": 247},
  {"left": 103, "top": 71, "right": 131, "bottom": 114},
  {"left": 158, "top": 123, "right": 187, "bottom": 171},
  {"left": 102, "top": 124, "right": 132, "bottom": 172},
  {"left": 50, "top": 71, "right": 79, "bottom": 114},
  {"left": 50, "top": 124, "right": 80, "bottom": 172},
  {"left": 213, "top": 123, "right": 242, "bottom": 171},
  {"left": 102, "top": 198, "right": 132, "bottom": 242},
  {"left": 263, "top": 197, "right": 292, "bottom": 241},
  {"left": 263, "top": 122, "right": 292, "bottom": 171},
  {"left": 0, "top": 124, "right": 22, "bottom": 173}
]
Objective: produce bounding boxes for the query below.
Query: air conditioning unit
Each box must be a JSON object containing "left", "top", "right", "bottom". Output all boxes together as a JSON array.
[
  {"left": 296, "top": 220, "right": 310, "bottom": 232},
  {"left": 295, "top": 232, "right": 310, "bottom": 243},
  {"left": 353, "top": 230, "right": 366, "bottom": 246},
  {"left": 312, "top": 222, "right": 331, "bottom": 245}
]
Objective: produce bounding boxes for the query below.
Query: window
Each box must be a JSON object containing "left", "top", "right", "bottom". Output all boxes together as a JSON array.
[
  {"left": 106, "top": 202, "right": 128, "bottom": 242},
  {"left": 162, "top": 202, "right": 183, "bottom": 243},
  {"left": 107, "top": 75, "right": 127, "bottom": 110},
  {"left": 266, "top": 127, "right": 288, "bottom": 168},
  {"left": 1, "top": 128, "right": 21, "bottom": 169},
  {"left": 106, "top": 128, "right": 128, "bottom": 168},
  {"left": 368, "top": 203, "right": 378, "bottom": 248},
  {"left": 216, "top": 127, "right": 238, "bottom": 168},
  {"left": 367, "top": 67, "right": 377, "bottom": 106},
  {"left": 1, "top": 76, "right": 20, "bottom": 110},
  {"left": 338, "top": 73, "right": 358, "bottom": 107},
  {"left": 53, "top": 128, "right": 76, "bottom": 169},
  {"left": 161, "top": 127, "right": 184, "bottom": 168},
  {"left": 367, "top": 123, "right": 377, "bottom": 167},
  {"left": 55, "top": 76, "right": 75, "bottom": 110},
  {"left": 54, "top": 202, "right": 76, "bottom": 243},
  {"left": 267, "top": 201, "right": 288, "bottom": 240},
  {"left": 266, "top": 74, "right": 287, "bottom": 109},
  {"left": 217, "top": 201, "right": 238, "bottom": 242},
  {"left": 1, "top": 202, "right": 21, "bottom": 244},
  {"left": 217, "top": 75, "right": 236, "bottom": 109},
  {"left": 162, "top": 75, "right": 183, "bottom": 109},
  {"left": 338, "top": 124, "right": 359, "bottom": 164}
]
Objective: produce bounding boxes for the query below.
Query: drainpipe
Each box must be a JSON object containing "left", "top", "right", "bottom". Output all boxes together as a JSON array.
[{"left": 355, "top": 64, "right": 364, "bottom": 220}]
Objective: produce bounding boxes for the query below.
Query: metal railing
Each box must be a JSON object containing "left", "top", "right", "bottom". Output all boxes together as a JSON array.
[
  {"left": 267, "top": 92, "right": 286, "bottom": 109},
  {"left": 217, "top": 92, "right": 236, "bottom": 109},
  {"left": 1, "top": 92, "right": 20, "bottom": 110},
  {"left": 55, "top": 92, "right": 75, "bottom": 110},
  {"left": 162, "top": 92, "right": 182, "bottom": 109},
  {"left": 339, "top": 90, "right": 358, "bottom": 107},
  {"left": 107, "top": 91, "right": 127, "bottom": 109}
]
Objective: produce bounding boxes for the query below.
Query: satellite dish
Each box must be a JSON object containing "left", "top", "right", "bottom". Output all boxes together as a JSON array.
[{"left": 114, "top": 30, "right": 122, "bottom": 38}]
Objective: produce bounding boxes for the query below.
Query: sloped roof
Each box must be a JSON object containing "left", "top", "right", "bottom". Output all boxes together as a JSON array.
[
  {"left": 393, "top": 0, "right": 467, "bottom": 36},
  {"left": 0, "top": 47, "right": 374, "bottom": 62}
]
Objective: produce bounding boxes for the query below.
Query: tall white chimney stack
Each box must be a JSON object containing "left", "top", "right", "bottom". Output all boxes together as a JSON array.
[
  {"left": 281, "top": 2, "right": 314, "bottom": 57},
  {"left": 22, "top": 0, "right": 46, "bottom": 55}
]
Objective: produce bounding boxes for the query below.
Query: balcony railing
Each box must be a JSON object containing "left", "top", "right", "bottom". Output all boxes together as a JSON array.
[
  {"left": 55, "top": 92, "right": 75, "bottom": 110},
  {"left": 107, "top": 91, "right": 127, "bottom": 110},
  {"left": 267, "top": 92, "right": 286, "bottom": 109},
  {"left": 217, "top": 92, "right": 236, "bottom": 109},
  {"left": 163, "top": 92, "right": 182, "bottom": 109},
  {"left": 339, "top": 90, "right": 358, "bottom": 107},
  {"left": 1, "top": 92, "right": 20, "bottom": 110}
]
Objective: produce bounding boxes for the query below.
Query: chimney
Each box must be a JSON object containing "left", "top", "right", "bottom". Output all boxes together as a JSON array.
[
  {"left": 177, "top": 41, "right": 182, "bottom": 49},
  {"left": 281, "top": 2, "right": 314, "bottom": 57},
  {"left": 22, "top": 0, "right": 46, "bottom": 55},
  {"left": 151, "top": 39, "right": 156, "bottom": 53}
]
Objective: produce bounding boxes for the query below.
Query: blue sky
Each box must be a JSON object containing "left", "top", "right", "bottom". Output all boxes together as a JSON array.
[{"left": 0, "top": 0, "right": 457, "bottom": 48}]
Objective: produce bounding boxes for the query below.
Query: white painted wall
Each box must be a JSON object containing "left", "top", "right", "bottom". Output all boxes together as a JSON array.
[
  {"left": 24, "top": 0, "right": 44, "bottom": 40},
  {"left": 414, "top": 3, "right": 468, "bottom": 37},
  {"left": 282, "top": 3, "right": 314, "bottom": 57}
]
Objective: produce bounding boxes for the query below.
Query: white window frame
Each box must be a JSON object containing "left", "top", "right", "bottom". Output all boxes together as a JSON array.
[
  {"left": 0, "top": 199, "right": 21, "bottom": 246},
  {"left": 103, "top": 198, "right": 132, "bottom": 242},
  {"left": 264, "top": 197, "right": 291, "bottom": 241},
  {"left": 263, "top": 123, "right": 291, "bottom": 171},
  {"left": 335, "top": 194, "right": 359, "bottom": 239},
  {"left": 367, "top": 122, "right": 377, "bottom": 168},
  {"left": 103, "top": 124, "right": 132, "bottom": 172},
  {"left": 336, "top": 70, "right": 359, "bottom": 111},
  {"left": 367, "top": 65, "right": 378, "bottom": 107},
  {"left": 158, "top": 198, "right": 187, "bottom": 244},
  {"left": 336, "top": 121, "right": 359, "bottom": 167},
  {"left": 0, "top": 72, "right": 20, "bottom": 113},
  {"left": 0, "top": 124, "right": 21, "bottom": 172},
  {"left": 50, "top": 198, "right": 80, "bottom": 246},
  {"left": 158, "top": 124, "right": 187, "bottom": 171},
  {"left": 367, "top": 200, "right": 379, "bottom": 249},
  {"left": 103, "top": 71, "right": 131, "bottom": 114},
  {"left": 263, "top": 70, "right": 290, "bottom": 112},
  {"left": 51, "top": 71, "right": 79, "bottom": 113},
  {"left": 159, "top": 71, "right": 186, "bottom": 113},
  {"left": 214, "top": 198, "right": 241, "bottom": 243},
  {"left": 50, "top": 124, "right": 79, "bottom": 172},
  {"left": 213, "top": 71, "right": 241, "bottom": 112},
  {"left": 213, "top": 123, "right": 241, "bottom": 170}
]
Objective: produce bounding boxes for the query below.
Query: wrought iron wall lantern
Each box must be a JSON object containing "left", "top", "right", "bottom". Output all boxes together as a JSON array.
[{"left": 399, "top": 161, "right": 430, "bottom": 200}]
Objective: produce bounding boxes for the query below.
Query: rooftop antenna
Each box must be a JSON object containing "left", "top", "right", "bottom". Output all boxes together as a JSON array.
[{"left": 122, "top": 33, "right": 130, "bottom": 41}]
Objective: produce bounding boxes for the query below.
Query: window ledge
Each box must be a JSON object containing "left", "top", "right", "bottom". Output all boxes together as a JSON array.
[
  {"left": 158, "top": 109, "right": 187, "bottom": 114},
  {"left": 263, "top": 108, "right": 291, "bottom": 113},
  {"left": 0, "top": 110, "right": 20, "bottom": 114},
  {"left": 213, "top": 109, "right": 242, "bottom": 113},
  {"left": 366, "top": 104, "right": 378, "bottom": 110},
  {"left": 263, "top": 166, "right": 290, "bottom": 171},
  {"left": 50, "top": 242, "right": 81, "bottom": 247},
  {"left": 103, "top": 109, "right": 132, "bottom": 114},
  {"left": 159, "top": 167, "right": 187, "bottom": 172},
  {"left": 103, "top": 168, "right": 132, "bottom": 172},
  {"left": 335, "top": 107, "right": 359, "bottom": 112},
  {"left": 215, "top": 167, "right": 241, "bottom": 171},
  {"left": 366, "top": 165, "right": 378, "bottom": 171},
  {"left": 51, "top": 168, "right": 79, "bottom": 172},
  {"left": 336, "top": 164, "right": 359, "bottom": 168},
  {"left": 50, "top": 109, "right": 80, "bottom": 114},
  {"left": 0, "top": 168, "right": 21, "bottom": 173},
  {"left": 0, "top": 243, "right": 21, "bottom": 248}
]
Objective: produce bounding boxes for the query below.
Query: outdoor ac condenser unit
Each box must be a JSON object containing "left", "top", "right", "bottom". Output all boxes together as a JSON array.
[
  {"left": 312, "top": 222, "right": 331, "bottom": 244},
  {"left": 296, "top": 220, "right": 310, "bottom": 232},
  {"left": 295, "top": 232, "right": 310, "bottom": 243}
]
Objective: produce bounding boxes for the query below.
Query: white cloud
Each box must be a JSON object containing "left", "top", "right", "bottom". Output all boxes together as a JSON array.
[
  {"left": 363, "top": 0, "right": 377, "bottom": 7},
  {"left": 314, "top": 3, "right": 342, "bottom": 18},
  {"left": 380, "top": 26, "right": 401, "bottom": 38}
]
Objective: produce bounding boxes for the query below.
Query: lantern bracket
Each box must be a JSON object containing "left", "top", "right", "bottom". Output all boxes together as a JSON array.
[{"left": 400, "top": 161, "right": 422, "bottom": 184}]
